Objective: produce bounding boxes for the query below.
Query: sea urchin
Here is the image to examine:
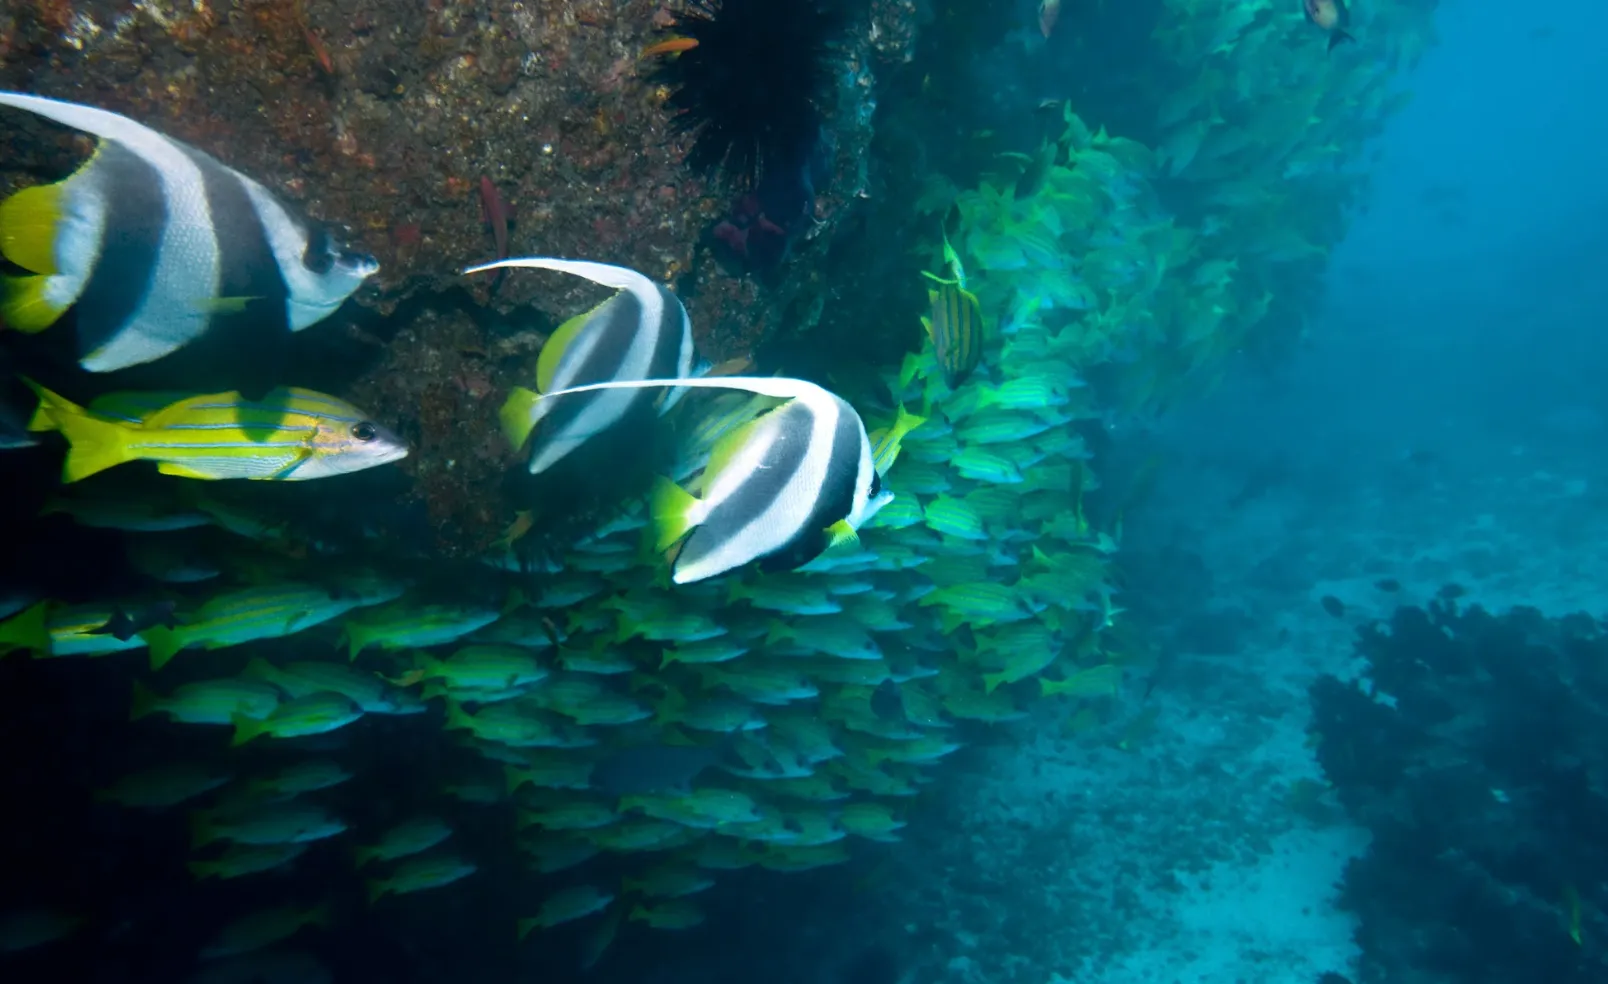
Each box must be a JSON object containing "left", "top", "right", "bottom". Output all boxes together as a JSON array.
[{"left": 649, "top": 0, "right": 850, "bottom": 190}]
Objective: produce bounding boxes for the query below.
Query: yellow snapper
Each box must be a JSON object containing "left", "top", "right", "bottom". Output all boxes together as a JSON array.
[
  {"left": 353, "top": 816, "right": 453, "bottom": 867},
  {"left": 190, "top": 800, "right": 346, "bottom": 848},
  {"left": 95, "top": 763, "right": 231, "bottom": 810},
  {"left": 365, "top": 852, "right": 478, "bottom": 903},
  {"left": 630, "top": 900, "right": 705, "bottom": 930},
  {"left": 229, "top": 692, "right": 364, "bottom": 746},
  {"left": 240, "top": 657, "right": 425, "bottom": 716},
  {"left": 25, "top": 383, "right": 406, "bottom": 483},
  {"left": 187, "top": 843, "right": 308, "bottom": 880},
  {"left": 130, "top": 677, "right": 280, "bottom": 725},
  {"left": 518, "top": 885, "right": 614, "bottom": 936},
  {"left": 0, "top": 92, "right": 376, "bottom": 372},
  {"left": 198, "top": 903, "right": 331, "bottom": 960},
  {"left": 342, "top": 601, "right": 502, "bottom": 659},
  {"left": 0, "top": 600, "right": 153, "bottom": 657},
  {"left": 920, "top": 279, "right": 985, "bottom": 389},
  {"left": 144, "top": 578, "right": 404, "bottom": 671}
]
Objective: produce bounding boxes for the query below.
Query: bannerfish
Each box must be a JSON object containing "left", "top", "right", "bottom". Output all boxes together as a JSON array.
[
  {"left": 469, "top": 257, "right": 699, "bottom": 474},
  {"left": 1302, "top": 0, "right": 1355, "bottom": 50},
  {"left": 25, "top": 382, "right": 407, "bottom": 482},
  {"left": 534, "top": 376, "right": 892, "bottom": 583},
  {"left": 0, "top": 91, "right": 378, "bottom": 372}
]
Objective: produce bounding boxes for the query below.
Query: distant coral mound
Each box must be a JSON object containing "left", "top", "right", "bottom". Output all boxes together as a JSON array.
[{"left": 1312, "top": 596, "right": 1608, "bottom": 983}]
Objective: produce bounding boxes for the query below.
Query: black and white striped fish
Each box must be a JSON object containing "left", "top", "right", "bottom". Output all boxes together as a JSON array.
[
  {"left": 471, "top": 257, "right": 698, "bottom": 474},
  {"left": 533, "top": 375, "right": 893, "bottom": 583},
  {"left": 0, "top": 91, "right": 378, "bottom": 372}
]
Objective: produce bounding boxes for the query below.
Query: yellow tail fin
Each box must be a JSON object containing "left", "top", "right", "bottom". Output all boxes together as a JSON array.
[
  {"left": 129, "top": 679, "right": 162, "bottom": 721},
  {"left": 24, "top": 382, "right": 134, "bottom": 483},
  {"left": 0, "top": 600, "right": 51, "bottom": 657},
  {"left": 648, "top": 477, "right": 700, "bottom": 552},
  {"left": 229, "top": 712, "right": 268, "bottom": 747}
]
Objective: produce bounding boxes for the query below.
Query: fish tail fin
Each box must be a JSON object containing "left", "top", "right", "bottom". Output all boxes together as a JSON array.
[
  {"left": 144, "top": 627, "right": 183, "bottom": 672},
  {"left": 516, "top": 917, "right": 540, "bottom": 941},
  {"left": 499, "top": 386, "right": 543, "bottom": 450},
  {"left": 0, "top": 600, "right": 50, "bottom": 657},
  {"left": 648, "top": 477, "right": 701, "bottom": 552},
  {"left": 186, "top": 860, "right": 216, "bottom": 880},
  {"left": 26, "top": 383, "right": 133, "bottom": 483},
  {"left": 1329, "top": 30, "right": 1355, "bottom": 50},
  {"left": 343, "top": 625, "right": 374, "bottom": 662},
  {"left": 229, "top": 712, "right": 266, "bottom": 747},
  {"left": 504, "top": 766, "right": 529, "bottom": 795},
  {"left": 443, "top": 701, "right": 475, "bottom": 731},
  {"left": 129, "top": 679, "right": 162, "bottom": 721},
  {"left": 365, "top": 878, "right": 389, "bottom": 905},
  {"left": 982, "top": 672, "right": 1007, "bottom": 695},
  {"left": 189, "top": 813, "right": 218, "bottom": 850},
  {"left": 240, "top": 656, "right": 277, "bottom": 682}
]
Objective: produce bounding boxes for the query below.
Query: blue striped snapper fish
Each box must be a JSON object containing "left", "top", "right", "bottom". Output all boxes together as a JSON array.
[
  {"left": 25, "top": 383, "right": 406, "bottom": 483},
  {"left": 144, "top": 576, "right": 404, "bottom": 671},
  {"left": 531, "top": 376, "right": 892, "bottom": 584},
  {"left": 467, "top": 257, "right": 700, "bottom": 474},
  {"left": 920, "top": 277, "right": 984, "bottom": 390},
  {"left": 0, "top": 92, "right": 376, "bottom": 372}
]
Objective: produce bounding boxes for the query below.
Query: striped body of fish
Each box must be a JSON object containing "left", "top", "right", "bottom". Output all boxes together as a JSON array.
[
  {"left": 528, "top": 376, "right": 891, "bottom": 584},
  {"left": 25, "top": 383, "right": 406, "bottom": 483},
  {"left": 922, "top": 282, "right": 984, "bottom": 389},
  {"left": 475, "top": 257, "right": 699, "bottom": 474},
  {"left": 144, "top": 579, "right": 404, "bottom": 671},
  {"left": 0, "top": 91, "right": 377, "bottom": 371}
]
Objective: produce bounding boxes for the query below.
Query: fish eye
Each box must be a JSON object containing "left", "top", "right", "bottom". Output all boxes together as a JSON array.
[{"left": 351, "top": 422, "right": 378, "bottom": 442}]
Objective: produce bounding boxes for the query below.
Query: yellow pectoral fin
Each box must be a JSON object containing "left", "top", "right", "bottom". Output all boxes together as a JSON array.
[
  {"left": 0, "top": 182, "right": 64, "bottom": 275},
  {"left": 1, "top": 275, "right": 69, "bottom": 333},
  {"left": 825, "top": 519, "right": 859, "bottom": 549},
  {"left": 499, "top": 387, "right": 541, "bottom": 450}
]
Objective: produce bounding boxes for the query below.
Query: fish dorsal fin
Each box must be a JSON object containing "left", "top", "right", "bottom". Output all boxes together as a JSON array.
[
  {"left": 536, "top": 302, "right": 611, "bottom": 395},
  {"left": 0, "top": 92, "right": 175, "bottom": 157},
  {"left": 465, "top": 256, "right": 658, "bottom": 297},
  {"left": 539, "top": 375, "right": 830, "bottom": 409}
]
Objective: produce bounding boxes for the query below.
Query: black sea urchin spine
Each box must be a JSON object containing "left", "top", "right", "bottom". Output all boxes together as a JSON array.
[{"left": 651, "top": 0, "right": 850, "bottom": 189}]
